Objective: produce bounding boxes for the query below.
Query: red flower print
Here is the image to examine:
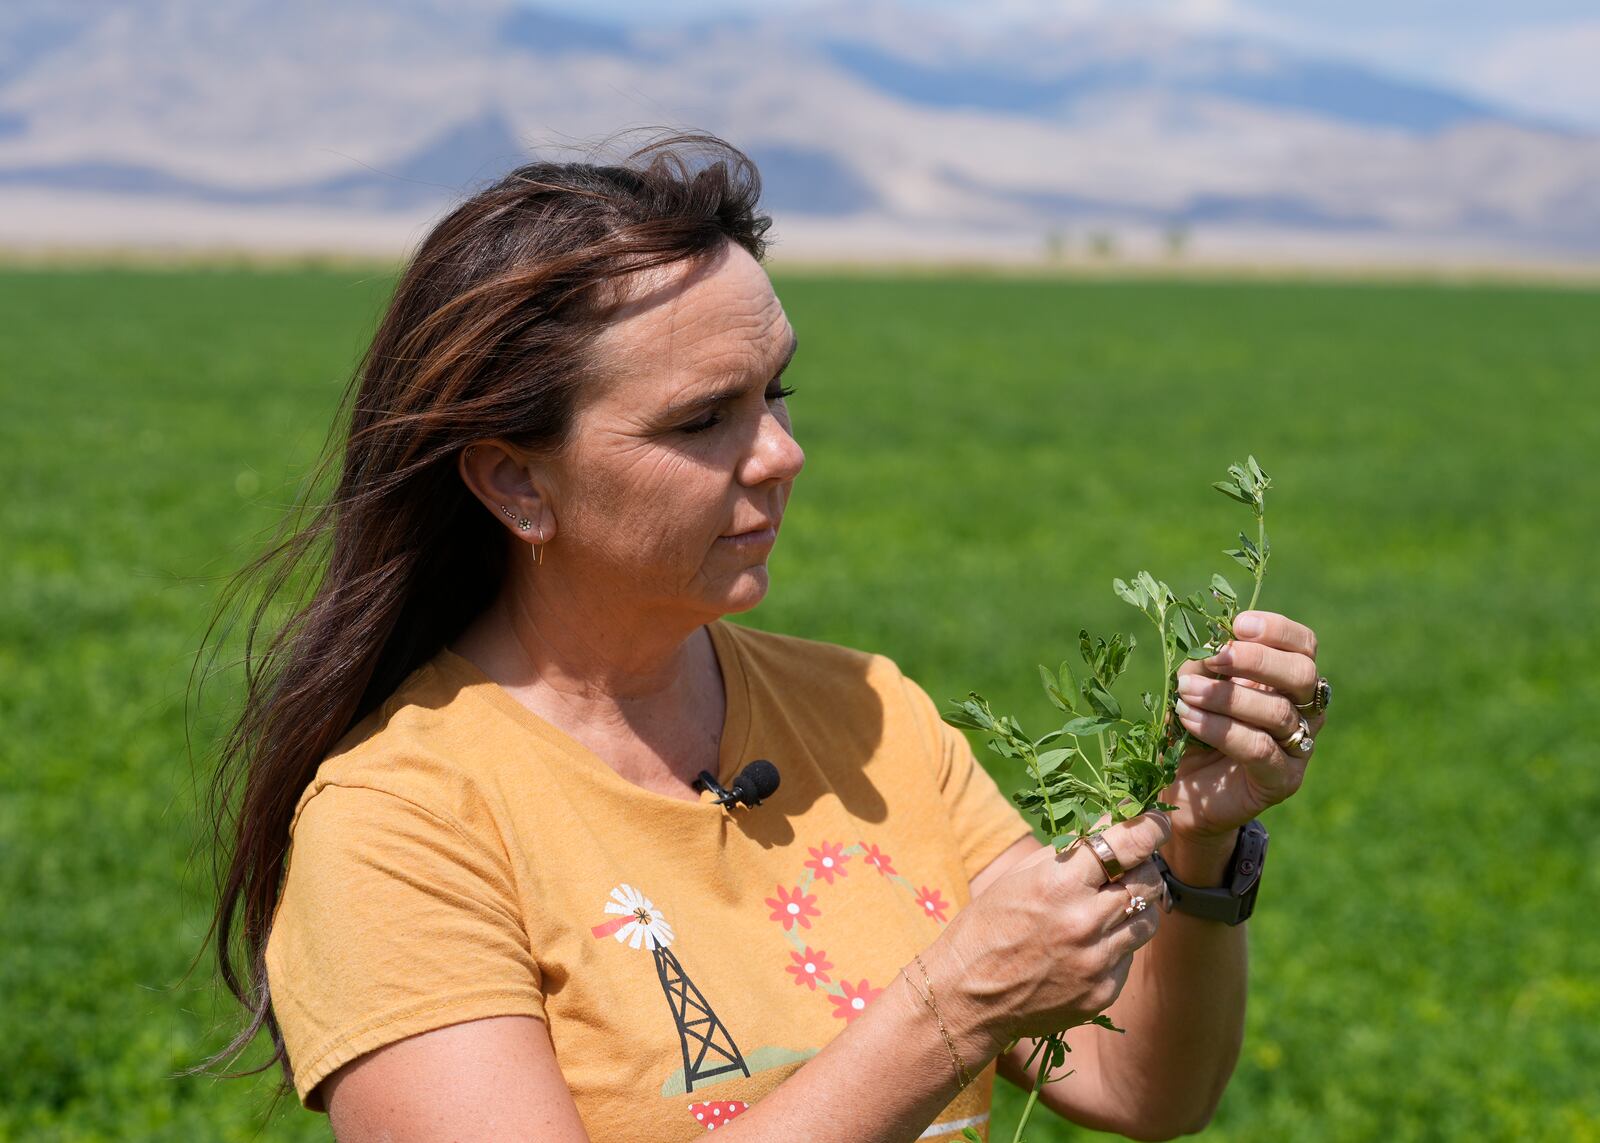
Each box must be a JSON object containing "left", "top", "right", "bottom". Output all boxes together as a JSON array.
[
  {"left": 785, "top": 946, "right": 834, "bottom": 990},
  {"left": 860, "top": 841, "right": 896, "bottom": 877},
  {"left": 915, "top": 885, "right": 950, "bottom": 923},
  {"left": 765, "top": 884, "right": 821, "bottom": 931},
  {"left": 804, "top": 840, "right": 850, "bottom": 885},
  {"left": 829, "top": 978, "right": 883, "bottom": 1023},
  {"left": 688, "top": 1100, "right": 749, "bottom": 1132}
]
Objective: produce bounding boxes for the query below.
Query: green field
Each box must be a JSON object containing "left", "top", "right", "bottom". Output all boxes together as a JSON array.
[{"left": 3, "top": 264, "right": 1597, "bottom": 1141}]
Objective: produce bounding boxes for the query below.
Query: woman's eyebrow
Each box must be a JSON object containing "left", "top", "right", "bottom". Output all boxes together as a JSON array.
[{"left": 653, "top": 330, "right": 799, "bottom": 421}]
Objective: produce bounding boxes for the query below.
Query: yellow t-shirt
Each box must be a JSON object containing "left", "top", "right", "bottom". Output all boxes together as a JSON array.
[{"left": 265, "top": 618, "right": 1035, "bottom": 1140}]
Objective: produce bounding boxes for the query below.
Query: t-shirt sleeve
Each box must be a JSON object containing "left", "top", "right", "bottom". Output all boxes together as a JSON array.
[
  {"left": 897, "top": 670, "right": 1037, "bottom": 886},
  {"left": 264, "top": 782, "right": 547, "bottom": 1112}
]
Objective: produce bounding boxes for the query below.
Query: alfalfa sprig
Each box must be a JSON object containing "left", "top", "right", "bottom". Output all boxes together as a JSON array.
[{"left": 947, "top": 457, "right": 1272, "bottom": 1143}]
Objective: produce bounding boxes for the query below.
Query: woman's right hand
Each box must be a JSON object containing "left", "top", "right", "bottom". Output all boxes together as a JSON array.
[{"left": 931, "top": 812, "right": 1172, "bottom": 1051}]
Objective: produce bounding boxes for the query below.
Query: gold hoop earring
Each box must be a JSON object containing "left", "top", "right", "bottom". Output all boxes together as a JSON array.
[{"left": 532, "top": 531, "right": 545, "bottom": 566}]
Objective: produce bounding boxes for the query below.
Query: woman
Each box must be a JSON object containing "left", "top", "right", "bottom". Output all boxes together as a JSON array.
[{"left": 195, "top": 133, "right": 1327, "bottom": 1142}]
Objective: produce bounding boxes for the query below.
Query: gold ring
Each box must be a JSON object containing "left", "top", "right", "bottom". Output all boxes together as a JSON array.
[
  {"left": 1084, "top": 833, "right": 1125, "bottom": 882},
  {"left": 1279, "top": 715, "right": 1315, "bottom": 758}
]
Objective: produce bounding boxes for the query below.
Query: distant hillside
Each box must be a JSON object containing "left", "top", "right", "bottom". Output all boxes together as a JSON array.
[{"left": 1, "top": 0, "right": 1596, "bottom": 264}]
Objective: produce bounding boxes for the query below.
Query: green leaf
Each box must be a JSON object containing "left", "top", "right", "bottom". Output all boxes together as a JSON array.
[
  {"left": 1247, "top": 455, "right": 1267, "bottom": 486},
  {"left": 1056, "top": 659, "right": 1078, "bottom": 700},
  {"left": 1134, "top": 570, "right": 1169, "bottom": 610},
  {"left": 1172, "top": 607, "right": 1201, "bottom": 653},
  {"left": 1067, "top": 801, "right": 1097, "bottom": 834},
  {"left": 1035, "top": 748, "right": 1074, "bottom": 775},
  {"left": 1062, "top": 715, "right": 1118, "bottom": 737},
  {"left": 1112, "top": 576, "right": 1143, "bottom": 610},
  {"left": 943, "top": 710, "right": 982, "bottom": 731},
  {"left": 943, "top": 694, "right": 996, "bottom": 731},
  {"left": 1085, "top": 681, "right": 1122, "bottom": 720},
  {"left": 1212, "top": 479, "right": 1252, "bottom": 505},
  {"left": 1038, "top": 664, "right": 1071, "bottom": 712},
  {"left": 1102, "top": 631, "right": 1136, "bottom": 684},
  {"left": 1210, "top": 573, "right": 1237, "bottom": 602},
  {"left": 1087, "top": 1013, "right": 1126, "bottom": 1034}
]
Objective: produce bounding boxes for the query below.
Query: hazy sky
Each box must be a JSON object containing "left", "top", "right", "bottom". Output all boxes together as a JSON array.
[{"left": 525, "top": 0, "right": 1600, "bottom": 128}]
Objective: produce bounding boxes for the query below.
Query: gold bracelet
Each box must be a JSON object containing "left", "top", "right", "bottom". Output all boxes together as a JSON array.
[{"left": 901, "top": 952, "right": 975, "bottom": 1090}]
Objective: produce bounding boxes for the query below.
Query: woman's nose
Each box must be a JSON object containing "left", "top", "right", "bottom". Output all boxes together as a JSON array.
[{"left": 743, "top": 408, "right": 805, "bottom": 486}]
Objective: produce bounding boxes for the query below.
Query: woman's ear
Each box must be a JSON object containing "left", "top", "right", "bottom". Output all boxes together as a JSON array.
[{"left": 458, "top": 442, "right": 557, "bottom": 543}]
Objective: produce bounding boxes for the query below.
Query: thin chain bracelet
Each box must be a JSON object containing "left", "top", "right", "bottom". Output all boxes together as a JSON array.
[{"left": 901, "top": 952, "right": 975, "bottom": 1090}]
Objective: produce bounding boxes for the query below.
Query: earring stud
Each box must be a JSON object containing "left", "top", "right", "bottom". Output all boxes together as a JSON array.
[
  {"left": 496, "top": 503, "right": 545, "bottom": 564},
  {"left": 498, "top": 503, "right": 532, "bottom": 531}
]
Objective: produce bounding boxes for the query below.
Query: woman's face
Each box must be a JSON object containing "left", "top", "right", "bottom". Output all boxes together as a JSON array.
[{"left": 541, "top": 241, "right": 805, "bottom": 622}]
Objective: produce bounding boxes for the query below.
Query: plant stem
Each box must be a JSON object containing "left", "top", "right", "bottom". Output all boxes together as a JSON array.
[
  {"left": 1246, "top": 510, "right": 1267, "bottom": 612},
  {"left": 1012, "top": 1064, "right": 1048, "bottom": 1143},
  {"left": 1154, "top": 612, "right": 1174, "bottom": 770},
  {"left": 1081, "top": 735, "right": 1111, "bottom": 803},
  {"left": 1025, "top": 746, "right": 1060, "bottom": 838}
]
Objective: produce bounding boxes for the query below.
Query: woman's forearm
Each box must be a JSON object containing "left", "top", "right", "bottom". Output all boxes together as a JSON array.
[
  {"left": 1007, "top": 833, "right": 1248, "bottom": 1140},
  {"left": 715, "top": 948, "right": 1002, "bottom": 1143}
]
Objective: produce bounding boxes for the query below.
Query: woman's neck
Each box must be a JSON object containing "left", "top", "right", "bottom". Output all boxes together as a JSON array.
[{"left": 447, "top": 584, "right": 727, "bottom": 783}]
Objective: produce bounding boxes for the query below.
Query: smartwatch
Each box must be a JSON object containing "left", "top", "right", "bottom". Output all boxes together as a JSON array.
[{"left": 1151, "top": 819, "right": 1269, "bottom": 926}]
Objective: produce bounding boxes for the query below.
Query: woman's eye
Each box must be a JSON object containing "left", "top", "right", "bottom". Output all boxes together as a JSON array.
[
  {"left": 679, "top": 386, "right": 794, "bottom": 435},
  {"left": 680, "top": 413, "right": 722, "bottom": 434}
]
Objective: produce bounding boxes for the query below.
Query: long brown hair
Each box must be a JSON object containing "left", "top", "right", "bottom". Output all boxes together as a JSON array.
[{"left": 185, "top": 130, "right": 772, "bottom": 1105}]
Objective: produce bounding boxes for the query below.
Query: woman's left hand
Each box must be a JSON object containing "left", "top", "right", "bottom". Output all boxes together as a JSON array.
[{"left": 1162, "top": 609, "right": 1325, "bottom": 845}]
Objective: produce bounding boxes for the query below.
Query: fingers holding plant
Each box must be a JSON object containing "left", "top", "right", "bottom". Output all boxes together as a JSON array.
[
  {"left": 1165, "top": 608, "right": 1326, "bottom": 838},
  {"left": 1059, "top": 809, "right": 1171, "bottom": 892},
  {"left": 1200, "top": 622, "right": 1319, "bottom": 704},
  {"left": 943, "top": 456, "right": 1308, "bottom": 1140},
  {"left": 938, "top": 813, "right": 1172, "bottom": 1049}
]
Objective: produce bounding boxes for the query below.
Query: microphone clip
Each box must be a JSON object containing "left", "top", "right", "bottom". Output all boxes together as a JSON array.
[
  {"left": 695, "top": 759, "right": 780, "bottom": 809},
  {"left": 694, "top": 770, "right": 741, "bottom": 806}
]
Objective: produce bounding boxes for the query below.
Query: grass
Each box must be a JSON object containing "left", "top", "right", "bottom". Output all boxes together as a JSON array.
[{"left": 2, "top": 264, "right": 1596, "bottom": 1141}]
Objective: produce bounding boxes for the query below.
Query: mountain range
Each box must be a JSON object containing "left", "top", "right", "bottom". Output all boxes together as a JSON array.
[{"left": 1, "top": 0, "right": 1596, "bottom": 264}]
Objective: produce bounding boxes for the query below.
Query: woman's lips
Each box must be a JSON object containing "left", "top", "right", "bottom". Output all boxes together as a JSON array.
[{"left": 718, "top": 524, "right": 777, "bottom": 545}]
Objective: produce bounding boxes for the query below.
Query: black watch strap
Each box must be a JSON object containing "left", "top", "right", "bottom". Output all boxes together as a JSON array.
[{"left": 1152, "top": 819, "right": 1269, "bottom": 926}]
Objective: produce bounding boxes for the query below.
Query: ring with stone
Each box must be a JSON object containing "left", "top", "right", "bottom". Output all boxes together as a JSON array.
[
  {"left": 1294, "top": 676, "right": 1332, "bottom": 717},
  {"left": 1123, "top": 888, "right": 1149, "bottom": 917},
  {"left": 1279, "top": 715, "right": 1315, "bottom": 758}
]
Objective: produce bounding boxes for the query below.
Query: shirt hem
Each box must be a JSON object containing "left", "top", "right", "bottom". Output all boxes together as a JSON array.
[
  {"left": 964, "top": 821, "right": 1039, "bottom": 888},
  {"left": 291, "top": 988, "right": 548, "bottom": 1113}
]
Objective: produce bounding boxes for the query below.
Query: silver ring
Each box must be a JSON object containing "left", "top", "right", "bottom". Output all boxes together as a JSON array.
[
  {"left": 1280, "top": 715, "right": 1315, "bottom": 758},
  {"left": 1294, "top": 676, "right": 1331, "bottom": 716},
  {"left": 1123, "top": 888, "right": 1149, "bottom": 917}
]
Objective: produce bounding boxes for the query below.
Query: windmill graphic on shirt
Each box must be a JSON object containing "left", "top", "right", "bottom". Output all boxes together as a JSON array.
[{"left": 591, "top": 883, "right": 750, "bottom": 1092}]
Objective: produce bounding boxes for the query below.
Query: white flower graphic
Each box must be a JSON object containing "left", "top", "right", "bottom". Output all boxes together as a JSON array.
[{"left": 602, "top": 883, "right": 676, "bottom": 950}]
